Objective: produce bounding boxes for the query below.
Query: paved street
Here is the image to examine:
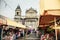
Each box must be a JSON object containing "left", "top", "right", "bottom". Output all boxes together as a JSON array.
[
  {"left": 18, "top": 32, "right": 40, "bottom": 40},
  {"left": 25, "top": 33, "right": 40, "bottom": 40}
]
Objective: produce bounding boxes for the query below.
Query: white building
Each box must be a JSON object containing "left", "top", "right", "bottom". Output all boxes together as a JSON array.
[{"left": 14, "top": 5, "right": 38, "bottom": 30}]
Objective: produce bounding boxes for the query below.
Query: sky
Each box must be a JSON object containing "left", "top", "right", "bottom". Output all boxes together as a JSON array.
[{"left": 0, "top": 0, "right": 40, "bottom": 20}]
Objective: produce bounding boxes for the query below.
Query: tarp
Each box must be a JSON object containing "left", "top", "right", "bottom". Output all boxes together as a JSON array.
[
  {"left": 39, "top": 15, "right": 60, "bottom": 25},
  {"left": 6, "top": 18, "right": 26, "bottom": 29},
  {"left": 39, "top": 10, "right": 60, "bottom": 27},
  {"left": 0, "top": 15, "right": 26, "bottom": 29}
]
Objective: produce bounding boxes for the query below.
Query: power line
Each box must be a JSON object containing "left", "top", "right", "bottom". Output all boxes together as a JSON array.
[{"left": 2, "top": 0, "right": 13, "bottom": 10}]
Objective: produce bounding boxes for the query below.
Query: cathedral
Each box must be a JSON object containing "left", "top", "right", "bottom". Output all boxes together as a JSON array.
[{"left": 14, "top": 5, "right": 38, "bottom": 30}]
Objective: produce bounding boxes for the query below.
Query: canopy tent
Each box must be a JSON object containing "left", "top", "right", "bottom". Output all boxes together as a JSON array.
[
  {"left": 39, "top": 15, "right": 60, "bottom": 25},
  {"left": 6, "top": 18, "right": 26, "bottom": 29},
  {"left": 39, "top": 10, "right": 60, "bottom": 27},
  {"left": 40, "top": 0, "right": 60, "bottom": 27},
  {"left": 40, "top": 0, "right": 60, "bottom": 40},
  {"left": 39, "top": 10, "right": 60, "bottom": 40},
  {"left": 0, "top": 15, "right": 26, "bottom": 40},
  {"left": 0, "top": 15, "right": 26, "bottom": 29}
]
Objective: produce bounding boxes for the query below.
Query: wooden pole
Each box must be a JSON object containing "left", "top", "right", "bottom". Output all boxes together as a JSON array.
[{"left": 54, "top": 17, "right": 57, "bottom": 40}]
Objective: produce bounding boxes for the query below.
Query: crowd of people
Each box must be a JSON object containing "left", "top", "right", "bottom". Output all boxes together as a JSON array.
[
  {"left": 40, "top": 33, "right": 54, "bottom": 40},
  {"left": 0, "top": 26, "right": 55, "bottom": 40},
  {"left": 2, "top": 27, "right": 28, "bottom": 40},
  {"left": 37, "top": 30, "right": 55, "bottom": 40}
]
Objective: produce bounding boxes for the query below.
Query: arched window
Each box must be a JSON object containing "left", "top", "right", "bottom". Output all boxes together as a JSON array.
[{"left": 17, "top": 12, "right": 19, "bottom": 15}]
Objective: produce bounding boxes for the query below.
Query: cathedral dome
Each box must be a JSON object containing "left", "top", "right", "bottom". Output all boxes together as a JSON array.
[{"left": 26, "top": 7, "right": 37, "bottom": 13}]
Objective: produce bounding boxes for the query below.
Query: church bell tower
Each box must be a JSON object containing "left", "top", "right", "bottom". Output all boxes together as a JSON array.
[{"left": 14, "top": 5, "right": 21, "bottom": 22}]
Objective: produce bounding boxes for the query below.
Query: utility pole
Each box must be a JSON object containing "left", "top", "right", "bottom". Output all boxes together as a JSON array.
[{"left": 54, "top": 17, "right": 57, "bottom": 40}]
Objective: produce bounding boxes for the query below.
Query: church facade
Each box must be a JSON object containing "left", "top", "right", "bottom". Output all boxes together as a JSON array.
[{"left": 14, "top": 5, "right": 38, "bottom": 30}]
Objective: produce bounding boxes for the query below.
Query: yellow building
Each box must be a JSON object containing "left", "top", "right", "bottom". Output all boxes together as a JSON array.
[{"left": 40, "top": 0, "right": 60, "bottom": 15}]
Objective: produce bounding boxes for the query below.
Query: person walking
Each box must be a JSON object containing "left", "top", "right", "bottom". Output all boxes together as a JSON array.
[
  {"left": 40, "top": 34, "right": 45, "bottom": 40},
  {"left": 9, "top": 32, "right": 14, "bottom": 40}
]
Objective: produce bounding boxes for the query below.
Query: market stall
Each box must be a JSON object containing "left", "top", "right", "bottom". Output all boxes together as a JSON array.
[
  {"left": 0, "top": 17, "right": 7, "bottom": 40},
  {"left": 39, "top": 10, "right": 60, "bottom": 40},
  {"left": 0, "top": 15, "right": 27, "bottom": 40},
  {"left": 0, "top": 15, "right": 26, "bottom": 29},
  {"left": 6, "top": 18, "right": 26, "bottom": 29}
]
